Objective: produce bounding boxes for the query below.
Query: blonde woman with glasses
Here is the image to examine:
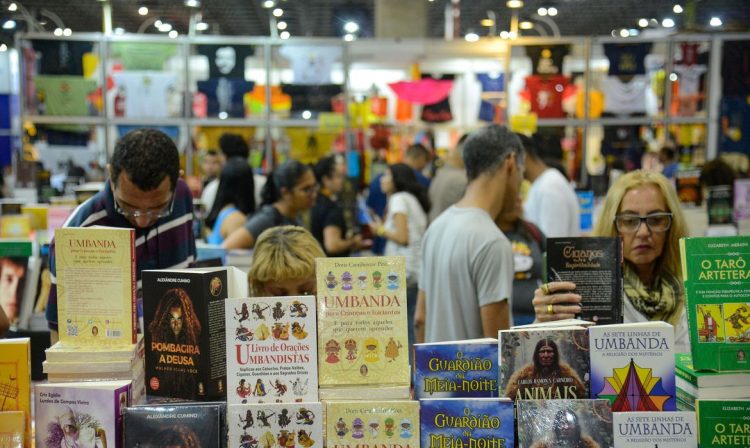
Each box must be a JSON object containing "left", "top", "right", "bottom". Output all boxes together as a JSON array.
[{"left": 532, "top": 170, "right": 690, "bottom": 352}]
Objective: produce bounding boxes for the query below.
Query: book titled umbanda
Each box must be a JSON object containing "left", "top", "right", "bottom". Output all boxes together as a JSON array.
[
  {"left": 227, "top": 402, "right": 323, "bottom": 448},
  {"left": 0, "top": 338, "right": 31, "bottom": 448},
  {"left": 143, "top": 266, "right": 247, "bottom": 401},
  {"left": 546, "top": 237, "right": 623, "bottom": 325},
  {"left": 35, "top": 380, "right": 131, "bottom": 448},
  {"left": 54, "top": 226, "right": 137, "bottom": 345},
  {"left": 613, "top": 411, "right": 697, "bottom": 448},
  {"left": 499, "top": 327, "right": 590, "bottom": 402},
  {"left": 325, "top": 400, "right": 420, "bottom": 448},
  {"left": 517, "top": 399, "right": 613, "bottom": 448},
  {"left": 316, "top": 256, "right": 410, "bottom": 399},
  {"left": 679, "top": 236, "right": 750, "bottom": 371},
  {"left": 696, "top": 400, "right": 750, "bottom": 448},
  {"left": 589, "top": 322, "right": 676, "bottom": 411},
  {"left": 413, "top": 338, "right": 498, "bottom": 399},
  {"left": 123, "top": 402, "right": 224, "bottom": 448},
  {"left": 225, "top": 295, "right": 318, "bottom": 404},
  {"left": 420, "top": 398, "right": 514, "bottom": 448}
]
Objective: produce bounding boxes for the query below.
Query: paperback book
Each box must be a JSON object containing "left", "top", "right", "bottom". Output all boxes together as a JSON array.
[
  {"left": 413, "top": 338, "right": 498, "bottom": 399},
  {"left": 676, "top": 169, "right": 702, "bottom": 206},
  {"left": 225, "top": 295, "right": 318, "bottom": 404},
  {"left": 35, "top": 380, "right": 131, "bottom": 448},
  {"left": 589, "top": 322, "right": 676, "bottom": 411},
  {"left": 143, "top": 266, "right": 246, "bottom": 401},
  {"left": 675, "top": 352, "right": 750, "bottom": 388},
  {"left": 325, "top": 400, "right": 420, "bottom": 448},
  {"left": 227, "top": 402, "right": 323, "bottom": 448},
  {"left": 734, "top": 178, "right": 750, "bottom": 221},
  {"left": 0, "top": 410, "right": 24, "bottom": 448},
  {"left": 0, "top": 338, "right": 31, "bottom": 448},
  {"left": 680, "top": 236, "right": 750, "bottom": 371},
  {"left": 707, "top": 185, "right": 735, "bottom": 225},
  {"left": 696, "top": 400, "right": 750, "bottom": 448},
  {"left": 499, "top": 327, "right": 590, "bottom": 401},
  {"left": 517, "top": 399, "right": 613, "bottom": 448},
  {"left": 123, "top": 402, "right": 225, "bottom": 448},
  {"left": 613, "top": 411, "right": 697, "bottom": 447},
  {"left": 546, "top": 237, "right": 623, "bottom": 325},
  {"left": 316, "top": 256, "right": 410, "bottom": 399},
  {"left": 55, "top": 226, "right": 137, "bottom": 345},
  {"left": 0, "top": 239, "right": 33, "bottom": 330},
  {"left": 420, "top": 398, "right": 514, "bottom": 448},
  {"left": 45, "top": 334, "right": 144, "bottom": 363}
]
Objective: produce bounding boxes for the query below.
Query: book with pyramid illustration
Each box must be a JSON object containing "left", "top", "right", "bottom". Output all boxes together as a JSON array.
[{"left": 589, "top": 322, "right": 676, "bottom": 411}]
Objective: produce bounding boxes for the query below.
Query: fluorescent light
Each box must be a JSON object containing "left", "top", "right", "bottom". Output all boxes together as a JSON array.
[
  {"left": 302, "top": 110, "right": 312, "bottom": 120},
  {"left": 279, "top": 31, "right": 290, "bottom": 39},
  {"left": 184, "top": 0, "right": 200, "bottom": 7},
  {"left": 629, "top": 28, "right": 639, "bottom": 36},
  {"left": 500, "top": 30, "right": 510, "bottom": 39},
  {"left": 710, "top": 17, "right": 722, "bottom": 27},
  {"left": 154, "top": 19, "right": 162, "bottom": 27},
  {"left": 196, "top": 22, "right": 209, "bottom": 31},
  {"left": 464, "top": 32, "right": 479, "bottom": 42},
  {"left": 638, "top": 18, "right": 649, "bottom": 27},
  {"left": 277, "top": 21, "right": 287, "bottom": 30},
  {"left": 114, "top": 27, "right": 125, "bottom": 35},
  {"left": 168, "top": 30, "right": 178, "bottom": 38},
  {"left": 53, "top": 27, "right": 63, "bottom": 36},
  {"left": 218, "top": 112, "right": 228, "bottom": 120},
  {"left": 344, "top": 21, "right": 359, "bottom": 33},
  {"left": 619, "top": 28, "right": 629, "bottom": 37},
  {"left": 63, "top": 28, "right": 72, "bottom": 36},
  {"left": 662, "top": 17, "right": 675, "bottom": 27},
  {"left": 537, "top": 7, "right": 548, "bottom": 16},
  {"left": 262, "top": 0, "right": 275, "bottom": 8},
  {"left": 520, "top": 21, "right": 534, "bottom": 30},
  {"left": 343, "top": 33, "right": 355, "bottom": 42},
  {"left": 2, "top": 20, "right": 15, "bottom": 30},
  {"left": 673, "top": 4, "right": 683, "bottom": 13},
  {"left": 480, "top": 19, "right": 495, "bottom": 26},
  {"left": 273, "top": 8, "right": 283, "bottom": 17},
  {"left": 8, "top": 3, "right": 17, "bottom": 12},
  {"left": 547, "top": 7, "right": 557, "bottom": 16},
  {"left": 506, "top": 0, "right": 523, "bottom": 8},
  {"left": 158, "top": 23, "right": 172, "bottom": 32},
  {"left": 138, "top": 6, "right": 148, "bottom": 15}
]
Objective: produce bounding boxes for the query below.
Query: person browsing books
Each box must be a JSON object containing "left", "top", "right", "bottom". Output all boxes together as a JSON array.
[
  {"left": 46, "top": 128, "right": 197, "bottom": 343},
  {"left": 222, "top": 161, "right": 317, "bottom": 250},
  {"left": 532, "top": 170, "right": 690, "bottom": 352},
  {"left": 204, "top": 157, "right": 256, "bottom": 245}
]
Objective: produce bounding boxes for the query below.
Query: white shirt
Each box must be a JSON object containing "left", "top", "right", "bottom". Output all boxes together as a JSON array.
[
  {"left": 524, "top": 168, "right": 580, "bottom": 238},
  {"left": 601, "top": 75, "right": 653, "bottom": 114},
  {"left": 279, "top": 46, "right": 341, "bottom": 85},
  {"left": 112, "top": 71, "right": 177, "bottom": 118},
  {"left": 384, "top": 192, "right": 427, "bottom": 285}
]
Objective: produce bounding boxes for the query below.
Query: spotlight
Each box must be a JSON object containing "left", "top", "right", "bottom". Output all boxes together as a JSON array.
[
  {"left": 547, "top": 7, "right": 557, "bottom": 16},
  {"left": 344, "top": 21, "right": 359, "bottom": 34},
  {"left": 662, "top": 18, "right": 675, "bottom": 27},
  {"left": 168, "top": 30, "right": 178, "bottom": 38},
  {"left": 464, "top": 32, "right": 479, "bottom": 42},
  {"left": 273, "top": 8, "right": 283, "bottom": 17},
  {"left": 280, "top": 30, "right": 290, "bottom": 39},
  {"left": 638, "top": 18, "right": 649, "bottom": 27},
  {"left": 196, "top": 22, "right": 209, "bottom": 31},
  {"left": 63, "top": 28, "right": 72, "bottom": 36},
  {"left": 138, "top": 6, "right": 148, "bottom": 15},
  {"left": 673, "top": 4, "right": 683, "bottom": 13},
  {"left": 277, "top": 21, "right": 287, "bottom": 30},
  {"left": 710, "top": 17, "right": 722, "bottom": 27}
]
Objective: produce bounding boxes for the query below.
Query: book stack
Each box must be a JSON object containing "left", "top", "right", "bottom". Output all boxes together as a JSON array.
[
  {"left": 0, "top": 338, "right": 31, "bottom": 448},
  {"left": 675, "top": 353, "right": 750, "bottom": 411}
]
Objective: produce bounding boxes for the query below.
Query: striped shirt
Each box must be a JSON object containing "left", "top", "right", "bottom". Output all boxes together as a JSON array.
[{"left": 46, "top": 179, "right": 196, "bottom": 331}]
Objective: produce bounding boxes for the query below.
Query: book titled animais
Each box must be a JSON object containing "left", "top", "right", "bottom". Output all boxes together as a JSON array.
[
  {"left": 613, "top": 411, "right": 697, "bottom": 447},
  {"left": 517, "top": 399, "right": 613, "bottom": 448},
  {"left": 680, "top": 236, "right": 750, "bottom": 371},
  {"left": 589, "top": 322, "right": 676, "bottom": 411},
  {"left": 0, "top": 339, "right": 31, "bottom": 448},
  {"left": 420, "top": 398, "right": 514, "bottom": 448},
  {"left": 143, "top": 266, "right": 247, "bottom": 401},
  {"left": 35, "top": 380, "right": 131, "bottom": 448},
  {"left": 499, "top": 327, "right": 590, "bottom": 401},
  {"left": 316, "top": 256, "right": 410, "bottom": 399},
  {"left": 225, "top": 295, "right": 318, "bottom": 404},
  {"left": 696, "top": 400, "right": 750, "bottom": 448},
  {"left": 413, "top": 338, "right": 498, "bottom": 399},
  {"left": 55, "top": 226, "right": 137, "bottom": 345},
  {"left": 227, "top": 402, "right": 323, "bottom": 448},
  {"left": 124, "top": 402, "right": 225, "bottom": 448},
  {"left": 325, "top": 400, "right": 420, "bottom": 448},
  {"left": 546, "top": 237, "right": 623, "bottom": 325}
]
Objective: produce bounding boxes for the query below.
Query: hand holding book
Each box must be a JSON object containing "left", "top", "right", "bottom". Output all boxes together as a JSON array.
[{"left": 532, "top": 280, "right": 582, "bottom": 322}]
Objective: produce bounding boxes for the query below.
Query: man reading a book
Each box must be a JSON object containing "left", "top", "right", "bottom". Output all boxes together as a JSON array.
[{"left": 46, "top": 128, "right": 196, "bottom": 343}]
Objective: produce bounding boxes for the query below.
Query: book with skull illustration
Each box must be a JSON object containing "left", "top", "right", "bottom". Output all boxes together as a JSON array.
[
  {"left": 227, "top": 402, "right": 323, "bottom": 448},
  {"left": 316, "top": 257, "right": 410, "bottom": 399},
  {"left": 225, "top": 295, "right": 318, "bottom": 404},
  {"left": 325, "top": 400, "right": 419, "bottom": 448}
]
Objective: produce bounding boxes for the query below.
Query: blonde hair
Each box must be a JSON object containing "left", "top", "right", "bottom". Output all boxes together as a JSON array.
[
  {"left": 593, "top": 170, "right": 688, "bottom": 280},
  {"left": 248, "top": 225, "right": 325, "bottom": 296}
]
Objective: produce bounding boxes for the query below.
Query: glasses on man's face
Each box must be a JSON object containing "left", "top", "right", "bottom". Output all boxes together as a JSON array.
[
  {"left": 114, "top": 191, "right": 175, "bottom": 221},
  {"left": 614, "top": 212, "right": 673, "bottom": 233},
  {"left": 296, "top": 184, "right": 319, "bottom": 196}
]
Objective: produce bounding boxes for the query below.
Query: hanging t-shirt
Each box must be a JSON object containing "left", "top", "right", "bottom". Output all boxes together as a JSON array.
[
  {"left": 525, "top": 45, "right": 569, "bottom": 75},
  {"left": 477, "top": 73, "right": 504, "bottom": 122},
  {"left": 603, "top": 43, "right": 651, "bottom": 76},
  {"left": 35, "top": 76, "right": 96, "bottom": 116},
  {"left": 279, "top": 46, "right": 341, "bottom": 85},
  {"left": 421, "top": 74, "right": 453, "bottom": 123},
  {"left": 722, "top": 41, "right": 750, "bottom": 96},
  {"left": 32, "top": 40, "right": 93, "bottom": 76},
  {"left": 674, "top": 64, "right": 707, "bottom": 96},
  {"left": 197, "top": 78, "right": 254, "bottom": 118},
  {"left": 522, "top": 75, "right": 569, "bottom": 118},
  {"left": 720, "top": 96, "right": 750, "bottom": 155},
  {"left": 110, "top": 43, "right": 178, "bottom": 71},
  {"left": 196, "top": 44, "right": 255, "bottom": 79},
  {"left": 280, "top": 84, "right": 342, "bottom": 114},
  {"left": 678, "top": 42, "right": 700, "bottom": 65},
  {"left": 112, "top": 72, "right": 177, "bottom": 119},
  {"left": 601, "top": 75, "right": 649, "bottom": 114}
]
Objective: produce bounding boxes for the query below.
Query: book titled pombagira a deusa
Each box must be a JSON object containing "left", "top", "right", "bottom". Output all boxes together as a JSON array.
[
  {"left": 517, "top": 399, "right": 613, "bottom": 448},
  {"left": 142, "top": 266, "right": 247, "bottom": 401},
  {"left": 123, "top": 402, "right": 225, "bottom": 448},
  {"left": 420, "top": 398, "right": 514, "bottom": 448},
  {"left": 55, "top": 226, "right": 137, "bottom": 346},
  {"left": 225, "top": 295, "right": 318, "bottom": 405},
  {"left": 325, "top": 400, "right": 419, "bottom": 448},
  {"left": 545, "top": 237, "right": 624, "bottom": 325},
  {"left": 315, "top": 256, "right": 410, "bottom": 399},
  {"left": 613, "top": 411, "right": 697, "bottom": 448},
  {"left": 680, "top": 236, "right": 750, "bottom": 371},
  {"left": 227, "top": 402, "right": 323, "bottom": 448}
]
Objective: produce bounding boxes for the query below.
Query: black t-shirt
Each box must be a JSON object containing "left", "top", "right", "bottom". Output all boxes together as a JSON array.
[
  {"left": 196, "top": 44, "right": 255, "bottom": 79},
  {"left": 244, "top": 204, "right": 300, "bottom": 240},
  {"left": 722, "top": 40, "right": 750, "bottom": 96},
  {"left": 603, "top": 43, "right": 652, "bottom": 76},
  {"left": 310, "top": 193, "right": 348, "bottom": 256},
  {"left": 32, "top": 40, "right": 93, "bottom": 76},
  {"left": 525, "top": 45, "right": 569, "bottom": 75}
]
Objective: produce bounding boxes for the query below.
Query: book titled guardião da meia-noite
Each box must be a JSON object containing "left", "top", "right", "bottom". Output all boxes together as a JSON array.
[{"left": 316, "top": 256, "right": 410, "bottom": 399}]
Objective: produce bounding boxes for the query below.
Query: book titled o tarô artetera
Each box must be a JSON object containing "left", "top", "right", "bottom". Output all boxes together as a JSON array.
[{"left": 55, "top": 226, "right": 137, "bottom": 346}]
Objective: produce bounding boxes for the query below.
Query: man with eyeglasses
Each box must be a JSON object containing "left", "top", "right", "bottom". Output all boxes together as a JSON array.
[{"left": 46, "top": 128, "right": 196, "bottom": 343}]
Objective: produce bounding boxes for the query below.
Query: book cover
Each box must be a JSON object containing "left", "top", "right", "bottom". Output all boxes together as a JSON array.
[
  {"left": 227, "top": 402, "right": 323, "bottom": 448},
  {"left": 734, "top": 178, "right": 750, "bottom": 221},
  {"left": 420, "top": 398, "right": 514, "bottom": 448},
  {"left": 0, "top": 410, "right": 24, "bottom": 448},
  {"left": 1, "top": 215, "right": 31, "bottom": 238},
  {"left": 676, "top": 169, "right": 702, "bottom": 206},
  {"left": 35, "top": 380, "right": 131, "bottom": 448},
  {"left": 123, "top": 402, "right": 225, "bottom": 448},
  {"left": 696, "top": 400, "right": 750, "bottom": 447},
  {"left": 413, "top": 339, "right": 498, "bottom": 399},
  {"left": 675, "top": 352, "right": 750, "bottom": 388},
  {"left": 680, "top": 236, "right": 750, "bottom": 371},
  {"left": 55, "top": 227, "right": 137, "bottom": 346},
  {"left": 325, "top": 400, "right": 419, "bottom": 448},
  {"left": 589, "top": 322, "right": 676, "bottom": 411},
  {"left": 0, "top": 239, "right": 33, "bottom": 329},
  {"left": 45, "top": 334, "right": 144, "bottom": 364},
  {"left": 225, "top": 295, "right": 318, "bottom": 404},
  {"left": 613, "top": 411, "right": 696, "bottom": 447},
  {"left": 143, "top": 267, "right": 245, "bottom": 401},
  {"left": 316, "top": 256, "right": 410, "bottom": 399},
  {"left": 546, "top": 237, "right": 624, "bottom": 325},
  {"left": 707, "top": 185, "right": 735, "bottom": 225},
  {"left": 517, "top": 399, "right": 613, "bottom": 448},
  {"left": 499, "top": 327, "right": 590, "bottom": 401},
  {"left": 21, "top": 204, "right": 49, "bottom": 231},
  {"left": 0, "top": 338, "right": 31, "bottom": 448}
]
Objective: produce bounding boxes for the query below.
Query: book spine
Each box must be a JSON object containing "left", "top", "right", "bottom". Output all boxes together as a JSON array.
[
  {"left": 675, "top": 367, "right": 699, "bottom": 387},
  {"left": 130, "top": 229, "right": 136, "bottom": 344},
  {"left": 676, "top": 387, "right": 696, "bottom": 407}
]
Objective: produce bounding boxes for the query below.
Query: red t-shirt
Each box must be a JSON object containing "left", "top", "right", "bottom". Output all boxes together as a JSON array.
[{"left": 522, "top": 75, "right": 570, "bottom": 118}]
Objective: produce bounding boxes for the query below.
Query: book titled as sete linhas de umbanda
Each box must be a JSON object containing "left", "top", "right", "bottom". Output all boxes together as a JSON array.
[{"left": 613, "top": 411, "right": 697, "bottom": 448}]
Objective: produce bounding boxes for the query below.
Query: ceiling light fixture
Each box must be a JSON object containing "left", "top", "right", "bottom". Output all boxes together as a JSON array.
[
  {"left": 662, "top": 17, "right": 675, "bottom": 27},
  {"left": 53, "top": 27, "right": 63, "bottom": 36},
  {"left": 168, "top": 30, "right": 178, "bottom": 38},
  {"left": 0, "top": 44, "right": 7, "bottom": 52},
  {"left": 343, "top": 33, "right": 355, "bottom": 42},
  {"left": 63, "top": 28, "right": 72, "bottom": 36},
  {"left": 138, "top": 6, "right": 148, "bottom": 15},
  {"left": 8, "top": 2, "right": 17, "bottom": 12},
  {"left": 279, "top": 30, "right": 290, "bottom": 39},
  {"left": 114, "top": 27, "right": 125, "bottom": 34},
  {"left": 344, "top": 21, "right": 359, "bottom": 33},
  {"left": 500, "top": 30, "right": 510, "bottom": 39},
  {"left": 184, "top": 0, "right": 200, "bottom": 7},
  {"left": 196, "top": 21, "right": 209, "bottom": 31},
  {"left": 464, "top": 32, "right": 479, "bottom": 42},
  {"left": 158, "top": 22, "right": 172, "bottom": 32},
  {"left": 710, "top": 17, "right": 722, "bottom": 27},
  {"left": 669, "top": 73, "right": 678, "bottom": 81},
  {"left": 154, "top": 19, "right": 162, "bottom": 27},
  {"left": 628, "top": 28, "right": 639, "bottom": 36},
  {"left": 506, "top": 0, "right": 523, "bottom": 8},
  {"left": 277, "top": 21, "right": 287, "bottom": 30},
  {"left": 547, "top": 7, "right": 557, "bottom": 16},
  {"left": 673, "top": 4, "right": 683, "bottom": 14},
  {"left": 480, "top": 19, "right": 495, "bottom": 26},
  {"left": 519, "top": 21, "right": 534, "bottom": 30},
  {"left": 302, "top": 110, "right": 312, "bottom": 120},
  {"left": 273, "top": 8, "right": 283, "bottom": 17},
  {"left": 2, "top": 20, "right": 15, "bottom": 29},
  {"left": 638, "top": 18, "right": 649, "bottom": 27},
  {"left": 262, "top": 0, "right": 275, "bottom": 8},
  {"left": 537, "top": 7, "right": 547, "bottom": 16},
  {"left": 619, "top": 28, "right": 629, "bottom": 37}
]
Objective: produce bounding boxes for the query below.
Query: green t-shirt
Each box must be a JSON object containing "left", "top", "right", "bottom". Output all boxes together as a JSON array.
[
  {"left": 35, "top": 76, "right": 97, "bottom": 116},
  {"left": 110, "top": 43, "right": 178, "bottom": 70}
]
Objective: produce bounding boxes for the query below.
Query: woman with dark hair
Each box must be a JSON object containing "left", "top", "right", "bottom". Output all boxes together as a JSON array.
[
  {"left": 204, "top": 158, "right": 256, "bottom": 245},
  {"left": 223, "top": 160, "right": 317, "bottom": 249}
]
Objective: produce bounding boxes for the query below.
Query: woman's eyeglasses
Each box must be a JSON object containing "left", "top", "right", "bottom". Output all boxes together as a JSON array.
[{"left": 614, "top": 212, "right": 673, "bottom": 233}]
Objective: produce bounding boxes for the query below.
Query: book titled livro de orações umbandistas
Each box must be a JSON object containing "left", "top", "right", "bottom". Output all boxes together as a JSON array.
[
  {"left": 227, "top": 402, "right": 323, "bottom": 448},
  {"left": 680, "top": 236, "right": 750, "bottom": 371},
  {"left": 613, "top": 411, "right": 697, "bottom": 448},
  {"left": 420, "top": 398, "right": 514, "bottom": 448}
]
